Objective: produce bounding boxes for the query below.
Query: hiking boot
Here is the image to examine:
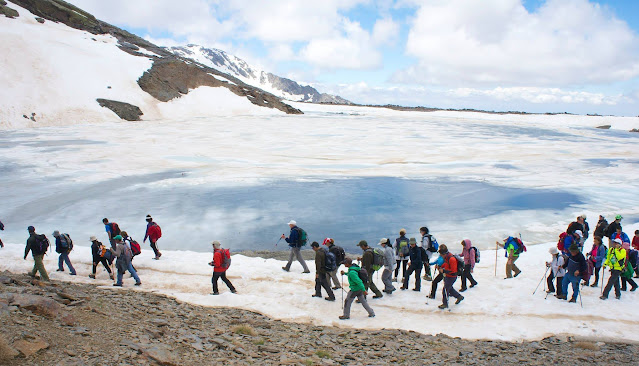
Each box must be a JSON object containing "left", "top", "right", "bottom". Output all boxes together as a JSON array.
[
  {"left": 426, "top": 275, "right": 432, "bottom": 281},
  {"left": 211, "top": 292, "right": 219, "bottom": 295},
  {"left": 455, "top": 296, "right": 464, "bottom": 305},
  {"left": 56, "top": 269, "right": 64, "bottom": 272},
  {"left": 339, "top": 315, "right": 349, "bottom": 320},
  {"left": 368, "top": 314, "right": 375, "bottom": 318},
  {"left": 332, "top": 286, "right": 341, "bottom": 290},
  {"left": 590, "top": 283, "right": 598, "bottom": 287},
  {"left": 302, "top": 270, "right": 311, "bottom": 274},
  {"left": 312, "top": 294, "right": 322, "bottom": 298},
  {"left": 325, "top": 297, "right": 336, "bottom": 301},
  {"left": 460, "top": 288, "right": 467, "bottom": 292},
  {"left": 134, "top": 282, "right": 141, "bottom": 286},
  {"left": 599, "top": 295, "right": 608, "bottom": 300},
  {"left": 372, "top": 294, "right": 383, "bottom": 299},
  {"left": 70, "top": 273, "right": 76, "bottom": 276},
  {"left": 158, "top": 252, "right": 162, "bottom": 259},
  {"left": 392, "top": 277, "right": 397, "bottom": 282},
  {"left": 615, "top": 295, "right": 621, "bottom": 300},
  {"left": 88, "top": 274, "right": 96, "bottom": 279},
  {"left": 412, "top": 288, "right": 420, "bottom": 292},
  {"left": 400, "top": 287, "right": 407, "bottom": 290},
  {"left": 514, "top": 271, "right": 522, "bottom": 278},
  {"left": 556, "top": 294, "right": 567, "bottom": 300},
  {"left": 568, "top": 297, "right": 576, "bottom": 303},
  {"left": 113, "top": 283, "right": 122, "bottom": 287},
  {"left": 281, "top": 267, "right": 290, "bottom": 272},
  {"left": 428, "top": 294, "right": 436, "bottom": 299},
  {"left": 109, "top": 274, "right": 115, "bottom": 280},
  {"left": 470, "top": 283, "right": 477, "bottom": 288},
  {"left": 631, "top": 286, "right": 638, "bottom": 292},
  {"left": 231, "top": 290, "right": 237, "bottom": 294},
  {"left": 546, "top": 290, "right": 554, "bottom": 294},
  {"left": 438, "top": 304, "right": 448, "bottom": 309},
  {"left": 621, "top": 287, "right": 627, "bottom": 291}
]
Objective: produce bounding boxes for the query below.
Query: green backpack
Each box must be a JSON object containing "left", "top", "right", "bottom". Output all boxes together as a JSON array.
[
  {"left": 296, "top": 227, "right": 308, "bottom": 247},
  {"left": 370, "top": 248, "right": 384, "bottom": 271}
]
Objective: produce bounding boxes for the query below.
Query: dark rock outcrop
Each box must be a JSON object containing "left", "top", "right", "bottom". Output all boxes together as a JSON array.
[
  {"left": 0, "top": 0, "right": 19, "bottom": 18},
  {"left": 596, "top": 125, "right": 611, "bottom": 129},
  {"left": 96, "top": 99, "right": 143, "bottom": 121}
]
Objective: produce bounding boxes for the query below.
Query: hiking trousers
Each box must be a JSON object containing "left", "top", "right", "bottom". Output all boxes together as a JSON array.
[
  {"left": 284, "top": 247, "right": 309, "bottom": 272},
  {"left": 365, "top": 271, "right": 383, "bottom": 297},
  {"left": 212, "top": 272, "right": 235, "bottom": 293},
  {"left": 58, "top": 252, "right": 76, "bottom": 274},
  {"left": 92, "top": 257, "right": 112, "bottom": 275},
  {"left": 403, "top": 263, "right": 422, "bottom": 290},
  {"left": 116, "top": 261, "right": 140, "bottom": 285},
  {"left": 591, "top": 266, "right": 602, "bottom": 286},
  {"left": 547, "top": 272, "right": 563, "bottom": 296},
  {"left": 29, "top": 254, "right": 49, "bottom": 281},
  {"left": 621, "top": 276, "right": 637, "bottom": 291},
  {"left": 442, "top": 276, "right": 461, "bottom": 306},
  {"left": 314, "top": 275, "right": 335, "bottom": 299},
  {"left": 394, "top": 259, "right": 408, "bottom": 279},
  {"left": 149, "top": 239, "right": 161, "bottom": 258},
  {"left": 561, "top": 272, "right": 581, "bottom": 300},
  {"left": 602, "top": 269, "right": 621, "bottom": 298},
  {"left": 327, "top": 267, "right": 341, "bottom": 288},
  {"left": 430, "top": 272, "right": 444, "bottom": 297},
  {"left": 505, "top": 255, "right": 520, "bottom": 278},
  {"left": 343, "top": 290, "right": 374, "bottom": 318},
  {"left": 381, "top": 267, "right": 395, "bottom": 292},
  {"left": 461, "top": 264, "right": 477, "bottom": 290}
]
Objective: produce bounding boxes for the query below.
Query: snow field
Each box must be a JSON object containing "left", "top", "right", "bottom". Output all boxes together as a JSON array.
[{"left": 1, "top": 237, "right": 638, "bottom": 342}]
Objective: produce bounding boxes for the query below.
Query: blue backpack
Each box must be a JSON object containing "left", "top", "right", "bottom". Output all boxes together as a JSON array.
[
  {"left": 323, "top": 248, "right": 336, "bottom": 271},
  {"left": 426, "top": 234, "right": 439, "bottom": 252}
]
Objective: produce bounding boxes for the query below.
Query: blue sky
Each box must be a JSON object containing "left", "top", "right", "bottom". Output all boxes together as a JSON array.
[{"left": 70, "top": 0, "right": 639, "bottom": 116}]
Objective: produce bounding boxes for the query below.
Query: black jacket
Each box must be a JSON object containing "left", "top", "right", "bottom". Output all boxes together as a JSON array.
[
  {"left": 604, "top": 221, "right": 621, "bottom": 239},
  {"left": 408, "top": 245, "right": 423, "bottom": 266}
]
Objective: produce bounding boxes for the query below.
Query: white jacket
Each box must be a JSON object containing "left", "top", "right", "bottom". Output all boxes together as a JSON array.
[{"left": 551, "top": 254, "right": 566, "bottom": 277}]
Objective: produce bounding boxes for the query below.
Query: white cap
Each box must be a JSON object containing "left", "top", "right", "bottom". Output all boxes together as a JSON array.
[
  {"left": 574, "top": 230, "right": 583, "bottom": 237},
  {"left": 89, "top": 236, "right": 97, "bottom": 241},
  {"left": 211, "top": 240, "right": 221, "bottom": 248},
  {"left": 613, "top": 238, "right": 623, "bottom": 244},
  {"left": 378, "top": 238, "right": 389, "bottom": 245},
  {"left": 287, "top": 220, "right": 297, "bottom": 226},
  {"left": 549, "top": 247, "right": 558, "bottom": 255}
]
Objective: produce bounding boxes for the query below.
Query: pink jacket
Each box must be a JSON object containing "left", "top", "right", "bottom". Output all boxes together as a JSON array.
[{"left": 460, "top": 239, "right": 476, "bottom": 269}]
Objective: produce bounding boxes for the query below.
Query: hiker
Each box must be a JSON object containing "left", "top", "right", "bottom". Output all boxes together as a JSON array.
[
  {"left": 209, "top": 240, "right": 236, "bottom": 295},
  {"left": 587, "top": 236, "right": 606, "bottom": 287},
  {"left": 111, "top": 235, "right": 141, "bottom": 287},
  {"left": 420, "top": 227, "right": 436, "bottom": 281},
  {"left": 559, "top": 244, "right": 587, "bottom": 303},
  {"left": 102, "top": 218, "right": 120, "bottom": 250},
  {"left": 428, "top": 255, "right": 445, "bottom": 299},
  {"left": 604, "top": 215, "right": 622, "bottom": 245},
  {"left": 281, "top": 220, "right": 310, "bottom": 273},
  {"left": 379, "top": 238, "right": 396, "bottom": 294},
  {"left": 459, "top": 239, "right": 477, "bottom": 292},
  {"left": 357, "top": 240, "right": 383, "bottom": 299},
  {"left": 611, "top": 227, "right": 630, "bottom": 245},
  {"left": 89, "top": 236, "right": 114, "bottom": 280},
  {"left": 498, "top": 236, "right": 522, "bottom": 279},
  {"left": 0, "top": 220, "right": 4, "bottom": 248},
  {"left": 144, "top": 215, "right": 162, "bottom": 260},
  {"left": 339, "top": 257, "right": 375, "bottom": 320},
  {"left": 573, "top": 230, "right": 584, "bottom": 252},
  {"left": 601, "top": 238, "right": 626, "bottom": 300},
  {"left": 311, "top": 242, "right": 336, "bottom": 301},
  {"left": 620, "top": 242, "right": 637, "bottom": 292},
  {"left": 53, "top": 230, "right": 76, "bottom": 275},
  {"left": 633, "top": 230, "right": 639, "bottom": 277},
  {"left": 324, "top": 238, "right": 345, "bottom": 290},
  {"left": 393, "top": 229, "right": 410, "bottom": 282},
  {"left": 580, "top": 215, "right": 590, "bottom": 242},
  {"left": 566, "top": 217, "right": 584, "bottom": 237},
  {"left": 438, "top": 244, "right": 463, "bottom": 309},
  {"left": 401, "top": 238, "right": 423, "bottom": 291},
  {"left": 24, "top": 226, "right": 50, "bottom": 281},
  {"left": 546, "top": 247, "right": 565, "bottom": 297},
  {"left": 594, "top": 215, "right": 608, "bottom": 239}
]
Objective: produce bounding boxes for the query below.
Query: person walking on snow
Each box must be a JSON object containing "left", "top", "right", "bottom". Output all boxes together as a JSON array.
[
  {"left": 281, "top": 220, "right": 310, "bottom": 273},
  {"left": 594, "top": 215, "right": 608, "bottom": 239},
  {"left": 401, "top": 238, "right": 423, "bottom": 291},
  {"left": 420, "top": 227, "right": 435, "bottom": 281},
  {"left": 24, "top": 226, "right": 50, "bottom": 281},
  {"left": 209, "top": 240, "right": 236, "bottom": 295},
  {"left": 459, "top": 239, "right": 477, "bottom": 292},
  {"left": 379, "top": 238, "right": 396, "bottom": 294},
  {"left": 604, "top": 215, "right": 623, "bottom": 246},
  {"left": 393, "top": 229, "right": 410, "bottom": 281},
  {"left": 428, "top": 255, "right": 445, "bottom": 299},
  {"left": 546, "top": 247, "right": 565, "bottom": 297},
  {"left": 89, "top": 236, "right": 114, "bottom": 280},
  {"left": 438, "top": 244, "right": 463, "bottom": 309},
  {"left": 498, "top": 236, "right": 522, "bottom": 279},
  {"left": 611, "top": 227, "right": 630, "bottom": 246},
  {"left": 620, "top": 242, "right": 637, "bottom": 292},
  {"left": 111, "top": 235, "right": 141, "bottom": 287},
  {"left": 53, "top": 230, "right": 76, "bottom": 275},
  {"left": 601, "top": 238, "right": 626, "bottom": 300},
  {"left": 339, "top": 257, "right": 375, "bottom": 320},
  {"left": 587, "top": 236, "right": 606, "bottom": 287},
  {"left": 311, "top": 242, "right": 336, "bottom": 301},
  {"left": 558, "top": 244, "right": 586, "bottom": 303},
  {"left": 324, "top": 238, "right": 345, "bottom": 290},
  {"left": 144, "top": 215, "right": 163, "bottom": 260},
  {"left": 0, "top": 220, "right": 4, "bottom": 248},
  {"left": 102, "top": 218, "right": 121, "bottom": 250},
  {"left": 357, "top": 240, "right": 383, "bottom": 299}
]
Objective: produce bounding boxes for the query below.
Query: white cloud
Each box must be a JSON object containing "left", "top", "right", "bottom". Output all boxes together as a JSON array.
[
  {"left": 397, "top": 0, "right": 639, "bottom": 87},
  {"left": 447, "top": 87, "right": 622, "bottom": 105}
]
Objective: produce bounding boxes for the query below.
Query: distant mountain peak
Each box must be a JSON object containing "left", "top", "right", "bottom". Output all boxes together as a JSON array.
[{"left": 168, "top": 44, "right": 351, "bottom": 105}]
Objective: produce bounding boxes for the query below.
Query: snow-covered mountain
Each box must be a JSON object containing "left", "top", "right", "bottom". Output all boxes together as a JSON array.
[{"left": 168, "top": 44, "right": 351, "bottom": 105}]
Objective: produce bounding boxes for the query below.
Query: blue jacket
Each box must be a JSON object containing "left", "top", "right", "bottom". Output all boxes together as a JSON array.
[
  {"left": 430, "top": 256, "right": 444, "bottom": 266},
  {"left": 563, "top": 252, "right": 587, "bottom": 276},
  {"left": 408, "top": 245, "right": 423, "bottom": 266},
  {"left": 629, "top": 250, "right": 638, "bottom": 268},
  {"left": 612, "top": 232, "right": 630, "bottom": 244},
  {"left": 285, "top": 226, "right": 300, "bottom": 248},
  {"left": 589, "top": 244, "right": 606, "bottom": 268}
]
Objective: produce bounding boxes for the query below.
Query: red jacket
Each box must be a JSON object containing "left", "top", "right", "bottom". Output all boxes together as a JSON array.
[
  {"left": 213, "top": 249, "right": 227, "bottom": 273},
  {"left": 633, "top": 236, "right": 639, "bottom": 251},
  {"left": 441, "top": 253, "right": 458, "bottom": 278},
  {"left": 145, "top": 222, "right": 162, "bottom": 242}
]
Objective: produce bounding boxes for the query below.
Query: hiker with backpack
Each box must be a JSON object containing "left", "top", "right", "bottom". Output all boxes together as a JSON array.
[
  {"left": 281, "top": 220, "right": 310, "bottom": 273},
  {"left": 401, "top": 238, "right": 423, "bottom": 291},
  {"left": 587, "top": 236, "right": 606, "bottom": 287},
  {"left": 604, "top": 215, "right": 623, "bottom": 245},
  {"left": 546, "top": 247, "right": 565, "bottom": 297},
  {"left": 110, "top": 235, "right": 141, "bottom": 287},
  {"left": 324, "top": 238, "right": 345, "bottom": 290},
  {"left": 459, "top": 239, "right": 478, "bottom": 292},
  {"left": 103, "top": 218, "right": 121, "bottom": 250},
  {"left": 620, "top": 242, "right": 637, "bottom": 292},
  {"left": 0, "top": 220, "right": 4, "bottom": 248},
  {"left": 89, "top": 236, "right": 114, "bottom": 280},
  {"left": 379, "top": 238, "right": 396, "bottom": 294},
  {"left": 558, "top": 244, "right": 587, "bottom": 303},
  {"left": 311, "top": 242, "right": 336, "bottom": 301},
  {"left": 428, "top": 255, "right": 445, "bottom": 299},
  {"left": 357, "top": 240, "right": 384, "bottom": 299},
  {"left": 601, "top": 238, "right": 626, "bottom": 300},
  {"left": 53, "top": 230, "right": 76, "bottom": 275},
  {"left": 437, "top": 244, "right": 463, "bottom": 309},
  {"left": 594, "top": 215, "right": 608, "bottom": 239},
  {"left": 498, "top": 236, "right": 524, "bottom": 279},
  {"left": 339, "top": 257, "right": 375, "bottom": 320},
  {"left": 393, "top": 229, "right": 410, "bottom": 282},
  {"left": 24, "top": 226, "right": 50, "bottom": 281},
  {"left": 420, "top": 227, "right": 437, "bottom": 281},
  {"left": 611, "top": 227, "right": 630, "bottom": 246},
  {"left": 144, "top": 215, "right": 163, "bottom": 260},
  {"left": 209, "top": 240, "right": 236, "bottom": 295}
]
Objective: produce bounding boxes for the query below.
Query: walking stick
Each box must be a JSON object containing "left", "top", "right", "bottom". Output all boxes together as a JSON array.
[
  {"left": 579, "top": 283, "right": 583, "bottom": 308},
  {"left": 533, "top": 266, "right": 550, "bottom": 295},
  {"left": 266, "top": 238, "right": 283, "bottom": 263},
  {"left": 601, "top": 268, "right": 606, "bottom": 295}
]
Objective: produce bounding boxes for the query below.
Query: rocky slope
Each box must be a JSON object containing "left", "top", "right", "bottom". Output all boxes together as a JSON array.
[
  {"left": 1, "top": 271, "right": 637, "bottom": 365},
  {"left": 169, "top": 44, "right": 352, "bottom": 105}
]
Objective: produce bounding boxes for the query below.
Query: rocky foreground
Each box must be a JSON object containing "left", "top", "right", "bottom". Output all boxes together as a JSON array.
[{"left": 0, "top": 272, "right": 637, "bottom": 366}]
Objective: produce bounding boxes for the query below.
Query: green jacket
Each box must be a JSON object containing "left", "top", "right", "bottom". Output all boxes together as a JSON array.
[
  {"left": 361, "top": 249, "right": 374, "bottom": 273},
  {"left": 347, "top": 265, "right": 365, "bottom": 292},
  {"left": 604, "top": 247, "right": 626, "bottom": 271},
  {"left": 24, "top": 233, "right": 36, "bottom": 258},
  {"left": 315, "top": 248, "right": 327, "bottom": 275}
]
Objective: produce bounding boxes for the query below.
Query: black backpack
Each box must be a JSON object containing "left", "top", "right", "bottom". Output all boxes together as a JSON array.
[
  {"left": 60, "top": 233, "right": 73, "bottom": 252},
  {"left": 331, "top": 245, "right": 346, "bottom": 265},
  {"left": 110, "top": 222, "right": 121, "bottom": 236},
  {"left": 0, "top": 221, "right": 4, "bottom": 230},
  {"left": 357, "top": 267, "right": 369, "bottom": 284},
  {"left": 323, "top": 248, "right": 337, "bottom": 271},
  {"left": 32, "top": 234, "right": 50, "bottom": 255}
]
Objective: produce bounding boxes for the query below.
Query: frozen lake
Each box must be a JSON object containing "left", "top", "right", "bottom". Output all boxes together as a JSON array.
[{"left": 1, "top": 103, "right": 638, "bottom": 252}]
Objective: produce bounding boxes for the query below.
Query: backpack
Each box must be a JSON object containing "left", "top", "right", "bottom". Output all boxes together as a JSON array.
[
  {"left": 453, "top": 255, "right": 464, "bottom": 276},
  {"left": 331, "top": 245, "right": 345, "bottom": 265},
  {"left": 61, "top": 233, "right": 73, "bottom": 252},
  {"left": 129, "top": 239, "right": 141, "bottom": 256},
  {"left": 471, "top": 246, "right": 480, "bottom": 263},
  {"left": 153, "top": 223, "right": 162, "bottom": 239},
  {"left": 323, "top": 248, "right": 336, "bottom": 272},
  {"left": 557, "top": 232, "right": 569, "bottom": 252},
  {"left": 221, "top": 248, "right": 232, "bottom": 269},
  {"left": 583, "top": 259, "right": 594, "bottom": 282},
  {"left": 426, "top": 234, "right": 439, "bottom": 252},
  {"left": 32, "top": 234, "right": 50, "bottom": 255},
  {"left": 370, "top": 248, "right": 384, "bottom": 271},
  {"left": 357, "top": 267, "right": 369, "bottom": 284},
  {"left": 513, "top": 237, "right": 526, "bottom": 255},
  {"left": 110, "top": 222, "right": 121, "bottom": 236},
  {"left": 295, "top": 227, "right": 308, "bottom": 247},
  {"left": 0, "top": 221, "right": 4, "bottom": 230}
]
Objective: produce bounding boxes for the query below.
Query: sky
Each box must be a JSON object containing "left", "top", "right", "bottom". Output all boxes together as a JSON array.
[{"left": 67, "top": 0, "right": 639, "bottom": 116}]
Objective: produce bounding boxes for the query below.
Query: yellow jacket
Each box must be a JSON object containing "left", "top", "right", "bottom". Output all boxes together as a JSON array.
[{"left": 603, "top": 247, "right": 626, "bottom": 271}]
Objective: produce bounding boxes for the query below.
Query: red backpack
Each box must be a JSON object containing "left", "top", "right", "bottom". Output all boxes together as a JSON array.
[
  {"left": 221, "top": 249, "right": 231, "bottom": 269},
  {"left": 557, "top": 232, "right": 568, "bottom": 252},
  {"left": 129, "top": 240, "right": 141, "bottom": 256}
]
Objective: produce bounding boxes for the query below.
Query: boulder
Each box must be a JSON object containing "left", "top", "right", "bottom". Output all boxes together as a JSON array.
[
  {"left": 596, "top": 125, "right": 611, "bottom": 129},
  {"left": 96, "top": 98, "right": 143, "bottom": 121},
  {"left": 8, "top": 294, "right": 62, "bottom": 318},
  {"left": 0, "top": 334, "right": 19, "bottom": 361},
  {"left": 12, "top": 337, "right": 49, "bottom": 357}
]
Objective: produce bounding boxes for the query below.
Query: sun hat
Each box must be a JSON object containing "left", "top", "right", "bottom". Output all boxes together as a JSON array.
[
  {"left": 378, "top": 238, "right": 389, "bottom": 246},
  {"left": 89, "top": 236, "right": 97, "bottom": 241},
  {"left": 549, "top": 247, "right": 558, "bottom": 255},
  {"left": 287, "top": 220, "right": 297, "bottom": 226},
  {"left": 52, "top": 230, "right": 60, "bottom": 237},
  {"left": 409, "top": 237, "right": 417, "bottom": 245}
]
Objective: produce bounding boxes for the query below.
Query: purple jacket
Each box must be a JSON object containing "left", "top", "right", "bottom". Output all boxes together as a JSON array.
[{"left": 460, "top": 239, "right": 476, "bottom": 269}]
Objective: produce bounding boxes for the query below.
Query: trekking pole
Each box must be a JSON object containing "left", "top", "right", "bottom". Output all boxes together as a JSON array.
[
  {"left": 533, "top": 266, "right": 550, "bottom": 295},
  {"left": 600, "top": 268, "right": 606, "bottom": 295},
  {"left": 494, "top": 243, "right": 498, "bottom": 278},
  {"left": 341, "top": 273, "right": 344, "bottom": 310},
  {"left": 274, "top": 237, "right": 282, "bottom": 248},
  {"left": 579, "top": 283, "right": 583, "bottom": 308}
]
